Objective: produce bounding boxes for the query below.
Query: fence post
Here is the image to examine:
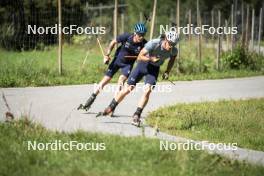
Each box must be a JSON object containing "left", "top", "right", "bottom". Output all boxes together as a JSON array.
[
  {"left": 99, "top": 3, "right": 102, "bottom": 26},
  {"left": 114, "top": 0, "right": 118, "bottom": 39},
  {"left": 188, "top": 9, "right": 192, "bottom": 45},
  {"left": 231, "top": 4, "right": 234, "bottom": 52},
  {"left": 170, "top": 9, "right": 174, "bottom": 23},
  {"left": 140, "top": 12, "right": 143, "bottom": 22},
  {"left": 245, "top": 4, "right": 249, "bottom": 50},
  {"left": 217, "top": 10, "right": 221, "bottom": 70},
  {"left": 251, "top": 9, "right": 255, "bottom": 51},
  {"left": 58, "top": 0, "right": 62, "bottom": 75},
  {"left": 197, "top": 0, "right": 202, "bottom": 72},
  {"left": 149, "top": 0, "right": 157, "bottom": 40},
  {"left": 225, "top": 19, "right": 229, "bottom": 51},
  {"left": 211, "top": 10, "right": 214, "bottom": 40},
  {"left": 176, "top": 0, "right": 180, "bottom": 58},
  {"left": 234, "top": 0, "right": 238, "bottom": 29},
  {"left": 258, "top": 8, "right": 263, "bottom": 54},
  {"left": 241, "top": 2, "right": 244, "bottom": 46},
  {"left": 121, "top": 13, "right": 124, "bottom": 34}
]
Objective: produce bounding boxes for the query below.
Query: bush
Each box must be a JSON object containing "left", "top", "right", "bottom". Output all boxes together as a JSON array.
[
  {"left": 201, "top": 57, "right": 214, "bottom": 73},
  {"left": 178, "top": 58, "right": 200, "bottom": 74},
  {"left": 222, "top": 45, "right": 264, "bottom": 71},
  {"left": 247, "top": 52, "right": 264, "bottom": 71},
  {"left": 178, "top": 57, "right": 214, "bottom": 74}
]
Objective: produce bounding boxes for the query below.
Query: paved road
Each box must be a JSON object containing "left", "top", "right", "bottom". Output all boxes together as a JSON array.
[
  {"left": 1, "top": 76, "right": 264, "bottom": 165},
  {"left": 1, "top": 76, "right": 264, "bottom": 135}
]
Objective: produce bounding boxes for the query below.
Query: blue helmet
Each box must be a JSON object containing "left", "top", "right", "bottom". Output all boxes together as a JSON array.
[{"left": 134, "top": 23, "right": 147, "bottom": 34}]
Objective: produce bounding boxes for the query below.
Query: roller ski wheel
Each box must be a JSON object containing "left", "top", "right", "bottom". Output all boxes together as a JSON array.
[{"left": 131, "top": 114, "right": 141, "bottom": 127}]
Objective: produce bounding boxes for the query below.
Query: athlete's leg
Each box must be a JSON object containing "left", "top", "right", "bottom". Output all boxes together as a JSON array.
[
  {"left": 102, "top": 62, "right": 145, "bottom": 115},
  {"left": 78, "top": 58, "right": 119, "bottom": 111},
  {"left": 101, "top": 84, "right": 135, "bottom": 115},
  {"left": 114, "top": 62, "right": 144, "bottom": 103},
  {"left": 115, "top": 83, "right": 135, "bottom": 103},
  {"left": 115, "top": 63, "right": 132, "bottom": 96},
  {"left": 115, "top": 74, "right": 127, "bottom": 97},
  {"left": 132, "top": 65, "right": 159, "bottom": 126},
  {"left": 137, "top": 84, "right": 152, "bottom": 109},
  {"left": 94, "top": 75, "right": 112, "bottom": 95},
  {"left": 131, "top": 84, "right": 153, "bottom": 126}
]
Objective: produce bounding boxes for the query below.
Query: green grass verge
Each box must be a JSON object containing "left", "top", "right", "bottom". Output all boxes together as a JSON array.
[
  {"left": 0, "top": 44, "right": 263, "bottom": 87},
  {"left": 146, "top": 98, "right": 264, "bottom": 151},
  {"left": 0, "top": 119, "right": 263, "bottom": 176}
]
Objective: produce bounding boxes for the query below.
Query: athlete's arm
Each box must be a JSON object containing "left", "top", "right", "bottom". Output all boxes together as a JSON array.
[
  {"left": 104, "top": 33, "right": 129, "bottom": 60},
  {"left": 137, "top": 48, "right": 150, "bottom": 61},
  {"left": 166, "top": 55, "right": 176, "bottom": 73},
  {"left": 138, "top": 48, "right": 159, "bottom": 62},
  {"left": 102, "top": 39, "right": 118, "bottom": 64},
  {"left": 162, "top": 55, "right": 176, "bottom": 80},
  {"left": 105, "top": 39, "right": 118, "bottom": 56}
]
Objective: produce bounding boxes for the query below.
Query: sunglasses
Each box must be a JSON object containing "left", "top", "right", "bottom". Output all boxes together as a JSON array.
[{"left": 136, "top": 33, "right": 145, "bottom": 37}]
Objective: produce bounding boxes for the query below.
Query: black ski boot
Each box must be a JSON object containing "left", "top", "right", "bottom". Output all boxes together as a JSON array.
[
  {"left": 131, "top": 113, "right": 141, "bottom": 127},
  {"left": 131, "top": 107, "right": 143, "bottom": 127},
  {"left": 78, "top": 93, "right": 96, "bottom": 111},
  {"left": 96, "top": 99, "right": 118, "bottom": 117}
]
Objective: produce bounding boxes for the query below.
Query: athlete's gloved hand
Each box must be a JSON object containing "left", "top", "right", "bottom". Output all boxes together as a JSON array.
[
  {"left": 150, "top": 56, "right": 160, "bottom": 63},
  {"left": 162, "top": 71, "right": 169, "bottom": 80},
  {"left": 103, "top": 55, "right": 111, "bottom": 65}
]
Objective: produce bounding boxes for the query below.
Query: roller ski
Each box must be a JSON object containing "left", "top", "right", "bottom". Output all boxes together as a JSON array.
[
  {"left": 77, "top": 93, "right": 96, "bottom": 111},
  {"left": 96, "top": 107, "right": 114, "bottom": 117},
  {"left": 131, "top": 113, "right": 141, "bottom": 127},
  {"left": 96, "top": 98, "right": 118, "bottom": 117}
]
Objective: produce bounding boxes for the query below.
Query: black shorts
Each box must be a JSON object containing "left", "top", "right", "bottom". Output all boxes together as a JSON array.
[
  {"left": 127, "top": 61, "right": 160, "bottom": 86},
  {"left": 105, "top": 57, "right": 134, "bottom": 78}
]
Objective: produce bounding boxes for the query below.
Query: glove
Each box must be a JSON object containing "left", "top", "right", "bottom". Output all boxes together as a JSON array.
[
  {"left": 162, "top": 72, "right": 169, "bottom": 80},
  {"left": 150, "top": 56, "right": 160, "bottom": 63},
  {"left": 103, "top": 55, "right": 111, "bottom": 65}
]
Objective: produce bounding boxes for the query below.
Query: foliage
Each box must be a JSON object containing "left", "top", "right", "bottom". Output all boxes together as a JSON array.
[{"left": 222, "top": 45, "right": 264, "bottom": 71}]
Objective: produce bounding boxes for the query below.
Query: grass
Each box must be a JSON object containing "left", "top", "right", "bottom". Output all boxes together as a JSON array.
[
  {"left": 146, "top": 98, "right": 264, "bottom": 151},
  {"left": 0, "top": 119, "right": 263, "bottom": 176},
  {"left": 0, "top": 44, "right": 114, "bottom": 87},
  {"left": 0, "top": 42, "right": 263, "bottom": 87}
]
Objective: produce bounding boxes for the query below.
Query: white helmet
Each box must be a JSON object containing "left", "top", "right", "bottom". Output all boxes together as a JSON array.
[{"left": 165, "top": 31, "right": 180, "bottom": 45}]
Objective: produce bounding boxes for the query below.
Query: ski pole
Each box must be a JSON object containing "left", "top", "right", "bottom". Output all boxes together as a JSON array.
[
  {"left": 143, "top": 13, "right": 151, "bottom": 25},
  {"left": 96, "top": 37, "right": 109, "bottom": 65}
]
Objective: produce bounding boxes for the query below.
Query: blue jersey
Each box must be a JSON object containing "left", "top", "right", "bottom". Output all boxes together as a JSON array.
[
  {"left": 105, "top": 33, "right": 147, "bottom": 78},
  {"left": 115, "top": 33, "right": 147, "bottom": 62}
]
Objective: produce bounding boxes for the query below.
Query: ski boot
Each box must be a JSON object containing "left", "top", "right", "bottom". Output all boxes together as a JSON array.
[
  {"left": 77, "top": 94, "right": 96, "bottom": 111},
  {"left": 96, "top": 106, "right": 113, "bottom": 117},
  {"left": 96, "top": 99, "right": 118, "bottom": 117},
  {"left": 131, "top": 113, "right": 141, "bottom": 127}
]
